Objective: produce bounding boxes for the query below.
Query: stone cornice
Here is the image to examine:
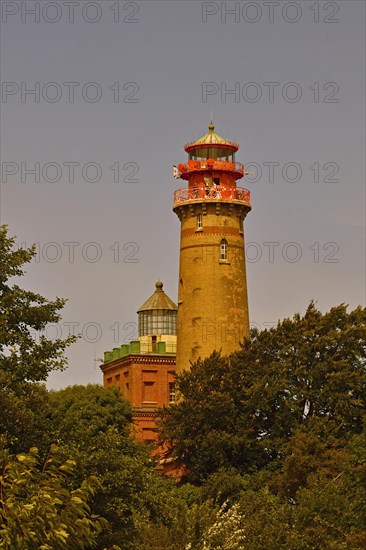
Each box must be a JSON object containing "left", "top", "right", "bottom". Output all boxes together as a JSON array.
[{"left": 100, "top": 353, "right": 176, "bottom": 373}]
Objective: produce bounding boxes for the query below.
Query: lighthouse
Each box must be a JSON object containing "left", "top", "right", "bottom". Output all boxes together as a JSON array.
[{"left": 173, "top": 122, "right": 251, "bottom": 374}]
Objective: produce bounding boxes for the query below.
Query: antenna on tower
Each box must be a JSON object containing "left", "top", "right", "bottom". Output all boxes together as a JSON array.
[{"left": 93, "top": 350, "right": 103, "bottom": 369}]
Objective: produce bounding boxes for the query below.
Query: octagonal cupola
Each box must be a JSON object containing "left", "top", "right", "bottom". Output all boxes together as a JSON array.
[{"left": 137, "top": 281, "right": 177, "bottom": 336}]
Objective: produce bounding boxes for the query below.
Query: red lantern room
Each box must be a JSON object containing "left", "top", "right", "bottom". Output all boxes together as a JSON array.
[{"left": 175, "top": 122, "right": 250, "bottom": 206}]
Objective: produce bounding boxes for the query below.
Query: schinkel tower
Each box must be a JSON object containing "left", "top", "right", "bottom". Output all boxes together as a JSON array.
[{"left": 173, "top": 122, "right": 251, "bottom": 374}]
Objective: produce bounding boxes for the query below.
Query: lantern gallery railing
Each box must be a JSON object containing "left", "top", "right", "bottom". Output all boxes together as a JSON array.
[
  {"left": 178, "top": 160, "right": 245, "bottom": 177},
  {"left": 184, "top": 139, "right": 240, "bottom": 150},
  {"left": 173, "top": 186, "right": 251, "bottom": 207}
]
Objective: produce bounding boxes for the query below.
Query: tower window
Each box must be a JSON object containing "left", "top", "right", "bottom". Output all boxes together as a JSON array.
[
  {"left": 239, "top": 216, "right": 243, "bottom": 233},
  {"left": 196, "top": 213, "right": 203, "bottom": 230},
  {"left": 220, "top": 239, "right": 228, "bottom": 261}
]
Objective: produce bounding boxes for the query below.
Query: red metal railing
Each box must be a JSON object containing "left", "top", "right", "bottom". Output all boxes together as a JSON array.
[
  {"left": 184, "top": 139, "right": 239, "bottom": 150},
  {"left": 178, "top": 159, "right": 245, "bottom": 177},
  {"left": 173, "top": 186, "right": 251, "bottom": 207}
]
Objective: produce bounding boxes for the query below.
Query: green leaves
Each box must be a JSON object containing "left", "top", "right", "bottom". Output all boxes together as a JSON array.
[
  {"left": 0, "top": 226, "right": 80, "bottom": 458},
  {"left": 0, "top": 225, "right": 77, "bottom": 384},
  {"left": 155, "top": 302, "right": 366, "bottom": 547},
  {"left": 47, "top": 384, "right": 133, "bottom": 443},
  {"left": 0, "top": 446, "right": 107, "bottom": 549},
  {"left": 159, "top": 302, "right": 366, "bottom": 483},
  {"left": 1, "top": 225, "right": 364, "bottom": 548}
]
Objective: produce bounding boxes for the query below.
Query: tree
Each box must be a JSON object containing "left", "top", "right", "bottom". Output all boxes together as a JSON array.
[
  {"left": 0, "top": 380, "right": 50, "bottom": 460},
  {"left": 0, "top": 445, "right": 107, "bottom": 549},
  {"left": 47, "top": 384, "right": 133, "bottom": 442},
  {"left": 181, "top": 431, "right": 366, "bottom": 549},
  {"left": 0, "top": 226, "right": 77, "bottom": 456},
  {"left": 201, "top": 468, "right": 248, "bottom": 507},
  {"left": 158, "top": 302, "right": 366, "bottom": 482},
  {"left": 193, "top": 491, "right": 291, "bottom": 550},
  {"left": 192, "top": 501, "right": 247, "bottom": 550},
  {"left": 46, "top": 384, "right": 188, "bottom": 549},
  {"left": 158, "top": 351, "right": 265, "bottom": 481},
  {"left": 0, "top": 225, "right": 76, "bottom": 383}
]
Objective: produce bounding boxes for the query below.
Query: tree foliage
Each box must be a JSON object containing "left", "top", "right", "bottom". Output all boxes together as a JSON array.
[
  {"left": 156, "top": 301, "right": 366, "bottom": 548},
  {"left": 0, "top": 379, "right": 50, "bottom": 459},
  {"left": 159, "top": 302, "right": 366, "bottom": 482},
  {"left": 0, "top": 445, "right": 106, "bottom": 549},
  {"left": 46, "top": 384, "right": 184, "bottom": 549},
  {"left": 0, "top": 226, "right": 77, "bottom": 457},
  {"left": 47, "top": 384, "right": 133, "bottom": 442},
  {"left": 0, "top": 225, "right": 77, "bottom": 383},
  {"left": 2, "top": 225, "right": 365, "bottom": 548}
]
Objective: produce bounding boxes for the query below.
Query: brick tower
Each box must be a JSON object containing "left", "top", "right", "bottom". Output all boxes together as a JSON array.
[
  {"left": 100, "top": 281, "right": 177, "bottom": 443},
  {"left": 173, "top": 122, "right": 251, "bottom": 374}
]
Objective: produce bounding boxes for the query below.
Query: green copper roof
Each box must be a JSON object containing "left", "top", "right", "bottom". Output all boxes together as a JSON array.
[
  {"left": 137, "top": 281, "right": 178, "bottom": 313},
  {"left": 189, "top": 122, "right": 236, "bottom": 147}
]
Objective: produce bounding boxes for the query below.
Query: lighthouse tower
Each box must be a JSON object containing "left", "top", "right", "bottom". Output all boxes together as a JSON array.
[{"left": 173, "top": 123, "right": 251, "bottom": 373}]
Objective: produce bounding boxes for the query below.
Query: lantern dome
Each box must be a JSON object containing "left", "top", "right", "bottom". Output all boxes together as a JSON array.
[{"left": 137, "top": 281, "right": 177, "bottom": 336}]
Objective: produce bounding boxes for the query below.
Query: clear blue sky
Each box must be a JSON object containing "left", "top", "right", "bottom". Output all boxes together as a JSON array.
[{"left": 1, "top": 0, "right": 365, "bottom": 388}]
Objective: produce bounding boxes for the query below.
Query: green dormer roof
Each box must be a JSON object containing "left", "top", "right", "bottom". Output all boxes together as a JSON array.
[{"left": 137, "top": 281, "right": 177, "bottom": 313}]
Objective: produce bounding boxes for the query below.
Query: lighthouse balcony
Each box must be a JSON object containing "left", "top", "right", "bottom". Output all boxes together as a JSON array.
[
  {"left": 173, "top": 186, "right": 250, "bottom": 207},
  {"left": 178, "top": 159, "right": 245, "bottom": 178}
]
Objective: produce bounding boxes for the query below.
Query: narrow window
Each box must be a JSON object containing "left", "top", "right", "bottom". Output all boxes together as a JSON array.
[
  {"left": 169, "top": 382, "right": 176, "bottom": 403},
  {"left": 220, "top": 239, "right": 228, "bottom": 261},
  {"left": 239, "top": 216, "right": 243, "bottom": 233},
  {"left": 196, "top": 213, "right": 203, "bottom": 230}
]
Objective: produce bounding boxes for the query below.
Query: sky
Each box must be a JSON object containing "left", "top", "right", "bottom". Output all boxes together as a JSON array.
[{"left": 1, "top": 0, "right": 365, "bottom": 389}]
